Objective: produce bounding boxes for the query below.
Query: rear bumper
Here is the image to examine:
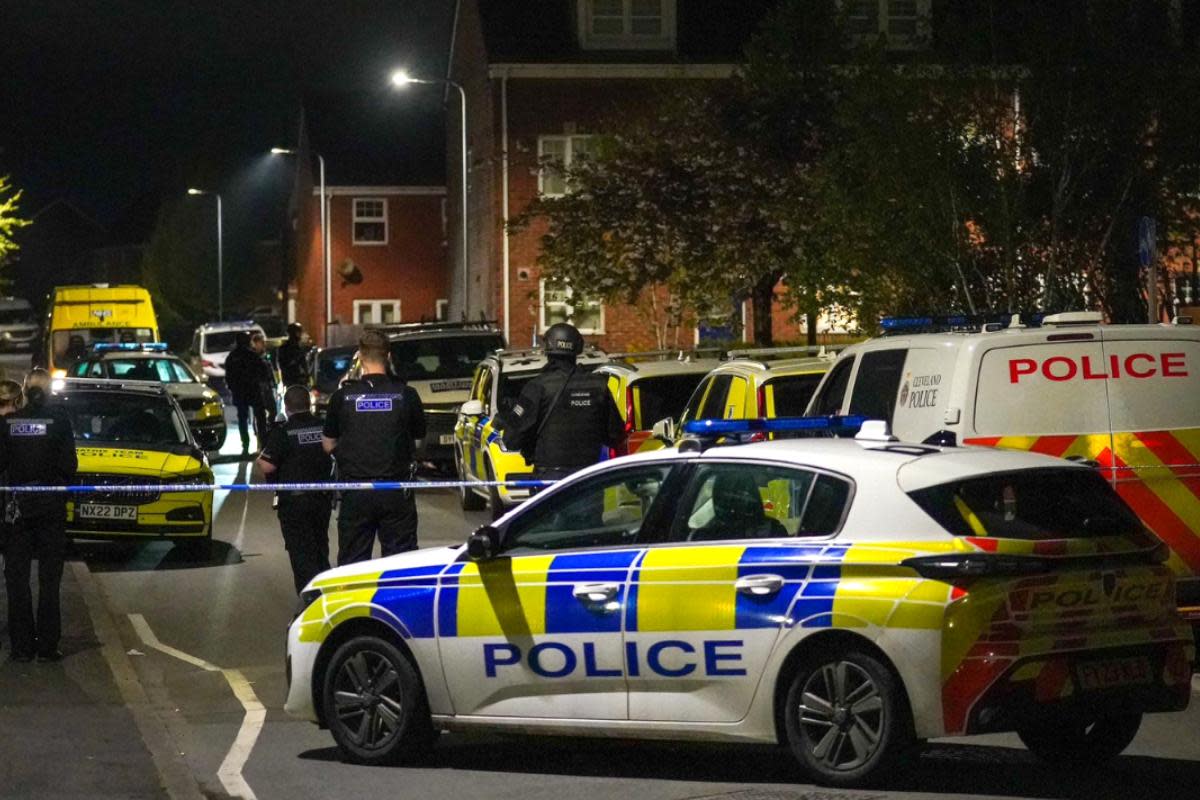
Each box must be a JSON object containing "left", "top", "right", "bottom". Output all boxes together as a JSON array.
[{"left": 962, "top": 640, "right": 1194, "bottom": 735}]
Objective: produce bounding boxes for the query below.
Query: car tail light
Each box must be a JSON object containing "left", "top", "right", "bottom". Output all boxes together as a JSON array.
[
  {"left": 625, "top": 386, "right": 635, "bottom": 433},
  {"left": 202, "top": 359, "right": 216, "bottom": 368}
]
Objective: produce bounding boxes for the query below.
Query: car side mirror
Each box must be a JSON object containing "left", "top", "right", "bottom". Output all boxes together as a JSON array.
[
  {"left": 467, "top": 524, "right": 499, "bottom": 561},
  {"left": 460, "top": 399, "right": 484, "bottom": 417},
  {"left": 651, "top": 417, "right": 676, "bottom": 443}
]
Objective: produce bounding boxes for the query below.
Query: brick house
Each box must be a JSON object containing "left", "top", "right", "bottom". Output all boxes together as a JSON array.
[
  {"left": 284, "top": 96, "right": 450, "bottom": 346},
  {"left": 445, "top": 0, "right": 785, "bottom": 351}
]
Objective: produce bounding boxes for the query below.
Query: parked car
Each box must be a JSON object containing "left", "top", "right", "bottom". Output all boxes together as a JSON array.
[
  {"left": 190, "top": 321, "right": 265, "bottom": 393},
  {"left": 0, "top": 296, "right": 39, "bottom": 352},
  {"left": 66, "top": 343, "right": 227, "bottom": 451}
]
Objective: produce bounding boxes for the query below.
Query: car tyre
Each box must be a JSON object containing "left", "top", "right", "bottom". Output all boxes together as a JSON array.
[
  {"left": 783, "top": 646, "right": 913, "bottom": 788},
  {"left": 1017, "top": 713, "right": 1142, "bottom": 764},
  {"left": 485, "top": 459, "right": 505, "bottom": 521},
  {"left": 323, "top": 635, "right": 435, "bottom": 766},
  {"left": 457, "top": 447, "right": 485, "bottom": 512}
]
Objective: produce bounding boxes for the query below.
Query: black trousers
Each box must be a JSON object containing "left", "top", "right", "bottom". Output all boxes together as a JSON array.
[
  {"left": 234, "top": 401, "right": 268, "bottom": 450},
  {"left": 336, "top": 489, "right": 418, "bottom": 566},
  {"left": 278, "top": 494, "right": 332, "bottom": 594},
  {"left": 4, "top": 505, "right": 67, "bottom": 657}
]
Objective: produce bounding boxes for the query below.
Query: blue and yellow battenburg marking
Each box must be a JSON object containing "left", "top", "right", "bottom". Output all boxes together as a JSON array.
[{"left": 299, "top": 541, "right": 965, "bottom": 645}]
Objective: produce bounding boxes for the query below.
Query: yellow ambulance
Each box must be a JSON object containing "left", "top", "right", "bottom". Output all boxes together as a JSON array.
[{"left": 43, "top": 284, "right": 160, "bottom": 376}]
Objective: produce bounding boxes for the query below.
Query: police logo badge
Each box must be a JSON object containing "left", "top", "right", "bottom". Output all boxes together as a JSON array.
[{"left": 355, "top": 397, "right": 393, "bottom": 412}]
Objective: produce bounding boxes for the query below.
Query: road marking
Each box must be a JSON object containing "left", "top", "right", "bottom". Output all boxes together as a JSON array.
[
  {"left": 71, "top": 562, "right": 204, "bottom": 800},
  {"left": 129, "top": 613, "right": 265, "bottom": 800}
]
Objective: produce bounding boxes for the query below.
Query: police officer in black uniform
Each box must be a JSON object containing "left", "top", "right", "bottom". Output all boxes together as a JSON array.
[
  {"left": 502, "top": 323, "right": 625, "bottom": 484},
  {"left": 322, "top": 330, "right": 425, "bottom": 565},
  {"left": 257, "top": 384, "right": 334, "bottom": 593},
  {"left": 277, "top": 322, "right": 313, "bottom": 387},
  {"left": 0, "top": 369, "right": 77, "bottom": 662}
]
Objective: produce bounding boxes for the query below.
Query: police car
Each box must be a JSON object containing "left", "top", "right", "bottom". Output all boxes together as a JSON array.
[
  {"left": 285, "top": 417, "right": 1193, "bottom": 786},
  {"left": 595, "top": 350, "right": 722, "bottom": 455},
  {"left": 651, "top": 347, "right": 837, "bottom": 442},
  {"left": 66, "top": 343, "right": 227, "bottom": 451},
  {"left": 454, "top": 345, "right": 609, "bottom": 517},
  {"left": 54, "top": 379, "right": 215, "bottom": 557}
]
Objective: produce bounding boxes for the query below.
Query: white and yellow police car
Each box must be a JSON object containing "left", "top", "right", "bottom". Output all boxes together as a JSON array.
[{"left": 286, "top": 417, "right": 1193, "bottom": 786}]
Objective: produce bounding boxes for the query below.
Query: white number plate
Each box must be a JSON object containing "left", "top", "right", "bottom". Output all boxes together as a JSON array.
[
  {"left": 77, "top": 504, "right": 139, "bottom": 521},
  {"left": 439, "top": 434, "right": 456, "bottom": 445}
]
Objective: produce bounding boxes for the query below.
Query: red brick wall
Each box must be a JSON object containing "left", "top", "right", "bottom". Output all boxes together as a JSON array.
[{"left": 292, "top": 191, "right": 449, "bottom": 345}]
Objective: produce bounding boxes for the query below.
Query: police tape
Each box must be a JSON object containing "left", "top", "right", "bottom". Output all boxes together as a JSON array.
[{"left": 0, "top": 479, "right": 556, "bottom": 494}]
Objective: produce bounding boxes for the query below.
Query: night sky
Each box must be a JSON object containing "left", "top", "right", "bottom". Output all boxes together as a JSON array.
[{"left": 1, "top": 0, "right": 454, "bottom": 234}]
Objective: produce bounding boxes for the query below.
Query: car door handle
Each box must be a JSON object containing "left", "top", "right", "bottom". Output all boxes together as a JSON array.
[
  {"left": 572, "top": 583, "right": 620, "bottom": 604},
  {"left": 735, "top": 574, "right": 785, "bottom": 597}
]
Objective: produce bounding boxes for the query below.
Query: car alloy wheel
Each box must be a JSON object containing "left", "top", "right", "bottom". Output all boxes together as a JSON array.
[
  {"left": 784, "top": 647, "right": 911, "bottom": 787},
  {"left": 323, "top": 635, "right": 433, "bottom": 765}
]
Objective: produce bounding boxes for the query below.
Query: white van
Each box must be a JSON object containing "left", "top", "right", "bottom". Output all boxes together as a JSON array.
[{"left": 806, "top": 312, "right": 1200, "bottom": 622}]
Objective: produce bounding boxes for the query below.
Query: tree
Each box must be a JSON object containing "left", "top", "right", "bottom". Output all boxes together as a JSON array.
[{"left": 0, "top": 175, "right": 32, "bottom": 275}]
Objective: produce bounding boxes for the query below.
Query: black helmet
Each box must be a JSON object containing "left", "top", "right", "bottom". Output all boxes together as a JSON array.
[
  {"left": 287, "top": 322, "right": 304, "bottom": 337},
  {"left": 543, "top": 322, "right": 584, "bottom": 357}
]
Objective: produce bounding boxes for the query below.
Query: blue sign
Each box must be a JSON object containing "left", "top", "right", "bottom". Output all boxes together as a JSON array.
[{"left": 355, "top": 397, "right": 393, "bottom": 412}]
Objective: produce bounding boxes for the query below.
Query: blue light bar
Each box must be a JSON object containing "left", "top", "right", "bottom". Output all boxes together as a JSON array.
[
  {"left": 681, "top": 415, "right": 869, "bottom": 436},
  {"left": 91, "top": 342, "right": 170, "bottom": 353}
]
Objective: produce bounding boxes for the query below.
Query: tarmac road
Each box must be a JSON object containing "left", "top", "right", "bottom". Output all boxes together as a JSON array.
[{"left": 1, "top": 367, "right": 1199, "bottom": 799}]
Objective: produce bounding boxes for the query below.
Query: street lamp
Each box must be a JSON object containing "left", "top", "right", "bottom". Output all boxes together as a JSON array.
[
  {"left": 272, "top": 147, "right": 332, "bottom": 344},
  {"left": 186, "top": 187, "right": 223, "bottom": 320},
  {"left": 390, "top": 69, "right": 470, "bottom": 320}
]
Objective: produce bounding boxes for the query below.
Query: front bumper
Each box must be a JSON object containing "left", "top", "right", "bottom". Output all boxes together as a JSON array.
[
  {"left": 422, "top": 408, "right": 459, "bottom": 465},
  {"left": 67, "top": 492, "right": 213, "bottom": 540},
  {"left": 284, "top": 615, "right": 321, "bottom": 722}
]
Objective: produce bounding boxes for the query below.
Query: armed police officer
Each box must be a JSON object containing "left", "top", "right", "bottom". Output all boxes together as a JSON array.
[
  {"left": 322, "top": 330, "right": 425, "bottom": 565},
  {"left": 258, "top": 385, "right": 333, "bottom": 593},
  {"left": 502, "top": 323, "right": 624, "bottom": 485},
  {"left": 276, "top": 322, "right": 313, "bottom": 387},
  {"left": 0, "top": 369, "right": 77, "bottom": 662}
]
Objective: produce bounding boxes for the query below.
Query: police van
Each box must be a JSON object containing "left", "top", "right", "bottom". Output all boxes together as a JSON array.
[
  {"left": 805, "top": 312, "right": 1200, "bottom": 622},
  {"left": 286, "top": 417, "right": 1192, "bottom": 786}
]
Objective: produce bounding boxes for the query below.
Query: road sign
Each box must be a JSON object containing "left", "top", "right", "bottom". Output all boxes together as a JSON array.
[{"left": 1138, "top": 216, "right": 1156, "bottom": 268}]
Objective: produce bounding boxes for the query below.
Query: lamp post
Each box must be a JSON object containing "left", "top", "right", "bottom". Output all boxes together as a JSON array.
[
  {"left": 186, "top": 188, "right": 223, "bottom": 320},
  {"left": 391, "top": 69, "right": 469, "bottom": 320},
  {"left": 272, "top": 147, "right": 332, "bottom": 344}
]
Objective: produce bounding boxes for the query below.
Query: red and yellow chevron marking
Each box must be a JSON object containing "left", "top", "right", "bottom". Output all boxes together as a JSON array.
[{"left": 964, "top": 429, "right": 1200, "bottom": 577}]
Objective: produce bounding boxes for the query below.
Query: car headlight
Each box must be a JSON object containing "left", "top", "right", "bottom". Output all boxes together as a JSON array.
[
  {"left": 202, "top": 389, "right": 218, "bottom": 401},
  {"left": 175, "top": 473, "right": 211, "bottom": 487}
]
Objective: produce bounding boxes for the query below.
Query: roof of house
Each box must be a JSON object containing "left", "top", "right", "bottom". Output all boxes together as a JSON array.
[
  {"left": 303, "top": 91, "right": 447, "bottom": 187},
  {"left": 476, "top": 0, "right": 778, "bottom": 64}
]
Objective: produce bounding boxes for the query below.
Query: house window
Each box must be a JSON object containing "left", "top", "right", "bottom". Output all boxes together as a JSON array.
[
  {"left": 578, "top": 0, "right": 676, "bottom": 50},
  {"left": 353, "top": 299, "right": 401, "bottom": 325},
  {"left": 352, "top": 198, "right": 388, "bottom": 245},
  {"left": 538, "top": 135, "right": 596, "bottom": 197},
  {"left": 841, "top": 0, "right": 929, "bottom": 47},
  {"left": 540, "top": 281, "right": 604, "bottom": 335}
]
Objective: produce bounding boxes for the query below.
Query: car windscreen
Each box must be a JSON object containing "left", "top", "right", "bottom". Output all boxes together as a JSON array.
[
  {"left": 58, "top": 391, "right": 189, "bottom": 449},
  {"left": 767, "top": 374, "right": 825, "bottom": 416},
  {"left": 907, "top": 468, "right": 1146, "bottom": 540},
  {"left": 53, "top": 328, "right": 154, "bottom": 364},
  {"left": 635, "top": 374, "right": 705, "bottom": 429},
  {"left": 316, "top": 349, "right": 356, "bottom": 393},
  {"left": 108, "top": 358, "right": 196, "bottom": 383},
  {"left": 390, "top": 335, "right": 505, "bottom": 381},
  {"left": 0, "top": 308, "right": 34, "bottom": 325},
  {"left": 203, "top": 330, "right": 258, "bottom": 353}
]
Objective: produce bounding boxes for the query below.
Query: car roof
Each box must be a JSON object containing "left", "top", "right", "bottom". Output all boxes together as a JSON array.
[
  {"left": 708, "top": 355, "right": 836, "bottom": 378},
  {"left": 598, "top": 358, "right": 723, "bottom": 379},
  {"left": 485, "top": 348, "right": 609, "bottom": 371},
  {"left": 840, "top": 321, "right": 1200, "bottom": 356},
  {"left": 198, "top": 321, "right": 263, "bottom": 333},
  {"left": 90, "top": 351, "right": 181, "bottom": 361},
  {"left": 56, "top": 378, "right": 171, "bottom": 397}
]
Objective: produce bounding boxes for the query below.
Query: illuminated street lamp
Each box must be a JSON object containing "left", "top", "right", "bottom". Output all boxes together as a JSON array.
[
  {"left": 272, "top": 147, "right": 332, "bottom": 343},
  {"left": 390, "top": 69, "right": 470, "bottom": 319},
  {"left": 186, "top": 187, "right": 223, "bottom": 320}
]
